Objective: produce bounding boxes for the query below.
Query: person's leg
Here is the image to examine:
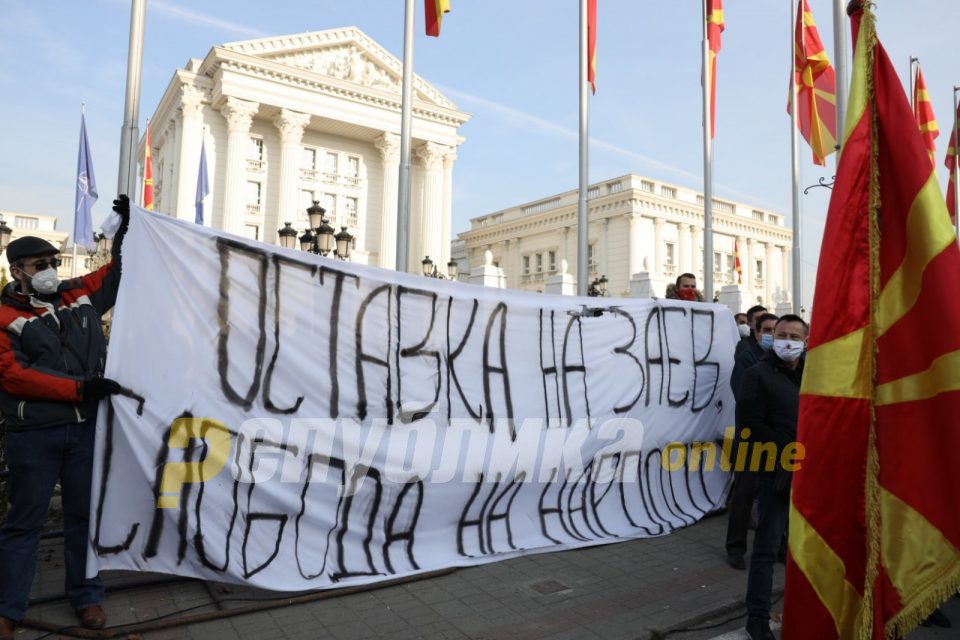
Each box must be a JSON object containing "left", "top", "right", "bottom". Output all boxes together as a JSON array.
[
  {"left": 725, "top": 471, "right": 757, "bottom": 563},
  {"left": 0, "top": 428, "right": 64, "bottom": 622},
  {"left": 60, "top": 422, "right": 104, "bottom": 611},
  {"left": 745, "top": 477, "right": 790, "bottom": 622}
]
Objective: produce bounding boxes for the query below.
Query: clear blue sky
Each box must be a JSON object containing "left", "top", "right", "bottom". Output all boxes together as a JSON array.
[{"left": 0, "top": 0, "right": 956, "bottom": 307}]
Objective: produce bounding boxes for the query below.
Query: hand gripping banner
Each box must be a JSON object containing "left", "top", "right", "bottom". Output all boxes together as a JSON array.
[{"left": 88, "top": 210, "right": 737, "bottom": 590}]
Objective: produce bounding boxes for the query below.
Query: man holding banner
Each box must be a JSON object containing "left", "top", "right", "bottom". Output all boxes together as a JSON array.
[{"left": 0, "top": 196, "right": 129, "bottom": 639}]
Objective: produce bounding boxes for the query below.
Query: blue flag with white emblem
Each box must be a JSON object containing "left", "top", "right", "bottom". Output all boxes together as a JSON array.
[
  {"left": 73, "top": 112, "right": 97, "bottom": 250},
  {"left": 195, "top": 139, "right": 209, "bottom": 225}
]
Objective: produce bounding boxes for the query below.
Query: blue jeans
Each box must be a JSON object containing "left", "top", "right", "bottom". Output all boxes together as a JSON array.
[
  {"left": 0, "top": 422, "right": 104, "bottom": 622},
  {"left": 745, "top": 475, "right": 789, "bottom": 619}
]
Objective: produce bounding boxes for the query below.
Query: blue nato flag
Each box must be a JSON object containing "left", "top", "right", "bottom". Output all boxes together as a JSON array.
[
  {"left": 195, "top": 139, "right": 209, "bottom": 225},
  {"left": 73, "top": 112, "right": 98, "bottom": 250}
]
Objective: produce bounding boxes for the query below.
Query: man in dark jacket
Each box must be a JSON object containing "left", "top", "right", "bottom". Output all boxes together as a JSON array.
[
  {"left": 739, "top": 314, "right": 807, "bottom": 640},
  {"left": 734, "top": 304, "right": 766, "bottom": 360},
  {"left": 0, "top": 196, "right": 129, "bottom": 639}
]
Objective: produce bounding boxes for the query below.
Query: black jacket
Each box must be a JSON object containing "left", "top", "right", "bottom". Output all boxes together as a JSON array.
[
  {"left": 735, "top": 352, "right": 804, "bottom": 489},
  {"left": 0, "top": 229, "right": 124, "bottom": 430},
  {"left": 731, "top": 338, "right": 766, "bottom": 399}
]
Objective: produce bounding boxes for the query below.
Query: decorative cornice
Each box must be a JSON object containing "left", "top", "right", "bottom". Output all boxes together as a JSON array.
[
  {"left": 221, "top": 97, "right": 259, "bottom": 132},
  {"left": 374, "top": 132, "right": 400, "bottom": 164},
  {"left": 273, "top": 108, "right": 311, "bottom": 143},
  {"left": 414, "top": 141, "right": 447, "bottom": 170}
]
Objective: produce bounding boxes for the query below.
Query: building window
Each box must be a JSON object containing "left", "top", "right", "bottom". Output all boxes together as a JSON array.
[
  {"left": 607, "top": 181, "right": 622, "bottom": 194},
  {"left": 246, "top": 181, "right": 262, "bottom": 213},
  {"left": 324, "top": 151, "right": 339, "bottom": 174},
  {"left": 523, "top": 255, "right": 530, "bottom": 275},
  {"left": 345, "top": 196, "right": 359, "bottom": 227},
  {"left": 755, "top": 259, "right": 764, "bottom": 281},
  {"left": 347, "top": 156, "right": 360, "bottom": 178},
  {"left": 665, "top": 242, "right": 676, "bottom": 266},
  {"left": 301, "top": 147, "right": 317, "bottom": 180},
  {"left": 300, "top": 189, "right": 315, "bottom": 211},
  {"left": 661, "top": 186, "right": 677, "bottom": 198},
  {"left": 320, "top": 193, "right": 336, "bottom": 219},
  {"left": 14, "top": 216, "right": 38, "bottom": 230},
  {"left": 640, "top": 180, "right": 654, "bottom": 193},
  {"left": 536, "top": 253, "right": 543, "bottom": 273},
  {"left": 587, "top": 186, "right": 600, "bottom": 199},
  {"left": 726, "top": 254, "right": 735, "bottom": 275},
  {"left": 244, "top": 224, "right": 259, "bottom": 241},
  {"left": 248, "top": 137, "right": 264, "bottom": 171},
  {"left": 548, "top": 250, "right": 557, "bottom": 272},
  {"left": 753, "top": 210, "right": 765, "bottom": 221},
  {"left": 713, "top": 251, "right": 722, "bottom": 273},
  {"left": 587, "top": 244, "right": 596, "bottom": 268}
]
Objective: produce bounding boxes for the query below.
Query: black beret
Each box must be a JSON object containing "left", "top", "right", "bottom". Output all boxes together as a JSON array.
[{"left": 6, "top": 236, "right": 59, "bottom": 264}]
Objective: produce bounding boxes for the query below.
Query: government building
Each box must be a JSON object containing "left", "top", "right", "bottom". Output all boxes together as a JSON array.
[
  {"left": 457, "top": 174, "right": 794, "bottom": 309},
  {"left": 141, "top": 27, "right": 468, "bottom": 271}
]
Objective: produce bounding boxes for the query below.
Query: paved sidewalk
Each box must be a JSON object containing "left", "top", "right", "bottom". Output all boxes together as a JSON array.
[{"left": 18, "top": 512, "right": 784, "bottom": 640}]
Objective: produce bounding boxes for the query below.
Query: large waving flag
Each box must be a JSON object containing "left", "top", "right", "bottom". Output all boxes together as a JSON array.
[
  {"left": 424, "top": 0, "right": 450, "bottom": 37},
  {"left": 587, "top": 0, "right": 597, "bottom": 94},
  {"left": 142, "top": 119, "right": 155, "bottom": 211},
  {"left": 789, "top": 0, "right": 837, "bottom": 166},
  {"left": 195, "top": 139, "right": 210, "bottom": 225},
  {"left": 733, "top": 239, "right": 742, "bottom": 284},
  {"left": 73, "top": 112, "right": 98, "bottom": 251},
  {"left": 705, "top": 0, "right": 724, "bottom": 138},
  {"left": 913, "top": 66, "right": 939, "bottom": 167},
  {"left": 783, "top": 4, "right": 960, "bottom": 639},
  {"left": 945, "top": 102, "right": 958, "bottom": 223}
]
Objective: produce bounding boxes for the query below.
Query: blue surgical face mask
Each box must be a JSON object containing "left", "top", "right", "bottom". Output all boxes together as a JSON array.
[{"left": 759, "top": 334, "right": 774, "bottom": 350}]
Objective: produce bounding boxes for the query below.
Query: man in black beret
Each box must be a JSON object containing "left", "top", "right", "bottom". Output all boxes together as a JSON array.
[{"left": 0, "top": 196, "right": 129, "bottom": 639}]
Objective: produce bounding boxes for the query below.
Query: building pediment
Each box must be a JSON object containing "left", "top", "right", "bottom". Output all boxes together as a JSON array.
[{"left": 221, "top": 27, "right": 456, "bottom": 110}]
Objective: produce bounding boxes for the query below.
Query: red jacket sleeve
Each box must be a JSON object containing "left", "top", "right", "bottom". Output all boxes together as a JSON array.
[{"left": 0, "top": 329, "right": 83, "bottom": 402}]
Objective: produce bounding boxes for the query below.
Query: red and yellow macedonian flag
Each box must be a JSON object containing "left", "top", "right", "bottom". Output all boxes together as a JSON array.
[
  {"left": 945, "top": 103, "right": 959, "bottom": 223},
  {"left": 783, "top": 4, "right": 960, "bottom": 640},
  {"left": 733, "top": 239, "right": 742, "bottom": 285},
  {"left": 913, "top": 66, "right": 939, "bottom": 168},
  {"left": 142, "top": 119, "right": 154, "bottom": 211},
  {"left": 424, "top": 0, "right": 451, "bottom": 37},
  {"left": 789, "top": 0, "right": 837, "bottom": 166},
  {"left": 706, "top": 0, "right": 724, "bottom": 138}
]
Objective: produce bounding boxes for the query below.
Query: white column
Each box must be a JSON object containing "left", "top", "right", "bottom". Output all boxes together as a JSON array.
[
  {"left": 692, "top": 225, "right": 704, "bottom": 281},
  {"left": 561, "top": 226, "right": 571, "bottom": 265},
  {"left": 271, "top": 109, "right": 310, "bottom": 245},
  {"left": 412, "top": 142, "right": 445, "bottom": 272},
  {"left": 653, "top": 218, "right": 664, "bottom": 277},
  {"left": 513, "top": 237, "right": 523, "bottom": 288},
  {"left": 742, "top": 236, "right": 753, "bottom": 287},
  {"left": 678, "top": 223, "right": 690, "bottom": 273},
  {"left": 375, "top": 132, "right": 401, "bottom": 269},
  {"left": 600, "top": 217, "right": 610, "bottom": 278},
  {"left": 175, "top": 85, "right": 205, "bottom": 222},
  {"left": 626, "top": 214, "right": 643, "bottom": 277},
  {"left": 765, "top": 241, "right": 776, "bottom": 306},
  {"left": 219, "top": 97, "right": 259, "bottom": 236},
  {"left": 781, "top": 245, "right": 791, "bottom": 299},
  {"left": 441, "top": 147, "right": 457, "bottom": 269},
  {"left": 158, "top": 118, "right": 176, "bottom": 215}
]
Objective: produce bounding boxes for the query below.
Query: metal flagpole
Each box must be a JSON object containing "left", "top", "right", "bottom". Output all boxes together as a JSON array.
[
  {"left": 577, "top": 0, "right": 589, "bottom": 296},
  {"left": 832, "top": 0, "right": 848, "bottom": 161},
  {"left": 790, "top": 0, "right": 802, "bottom": 314},
  {"left": 908, "top": 57, "right": 918, "bottom": 111},
  {"left": 701, "top": 0, "right": 714, "bottom": 302},
  {"left": 395, "top": 0, "right": 415, "bottom": 272},
  {"left": 117, "top": 0, "right": 147, "bottom": 197},
  {"left": 72, "top": 106, "right": 82, "bottom": 278},
  {"left": 954, "top": 87, "right": 959, "bottom": 243}
]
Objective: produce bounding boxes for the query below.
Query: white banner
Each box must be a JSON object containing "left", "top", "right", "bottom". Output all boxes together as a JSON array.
[{"left": 88, "top": 210, "right": 737, "bottom": 590}]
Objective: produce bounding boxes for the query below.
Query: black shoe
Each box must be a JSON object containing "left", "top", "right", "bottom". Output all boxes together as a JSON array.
[
  {"left": 746, "top": 616, "right": 775, "bottom": 640},
  {"left": 726, "top": 554, "right": 746, "bottom": 570},
  {"left": 920, "top": 608, "right": 952, "bottom": 628}
]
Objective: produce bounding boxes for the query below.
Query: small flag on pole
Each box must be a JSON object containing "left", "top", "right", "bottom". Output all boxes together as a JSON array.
[
  {"left": 789, "top": 0, "right": 837, "bottom": 166},
  {"left": 706, "top": 0, "right": 724, "bottom": 138},
  {"left": 142, "top": 119, "right": 155, "bottom": 210},
  {"left": 733, "top": 239, "right": 742, "bottom": 284},
  {"left": 946, "top": 102, "right": 959, "bottom": 223},
  {"left": 425, "top": 0, "right": 451, "bottom": 37},
  {"left": 195, "top": 139, "right": 209, "bottom": 225},
  {"left": 913, "top": 66, "right": 939, "bottom": 167},
  {"left": 587, "top": 0, "right": 597, "bottom": 94},
  {"left": 73, "top": 111, "right": 97, "bottom": 251}
]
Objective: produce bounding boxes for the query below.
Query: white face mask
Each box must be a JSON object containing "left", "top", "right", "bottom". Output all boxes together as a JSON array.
[
  {"left": 27, "top": 267, "right": 59, "bottom": 295},
  {"left": 737, "top": 324, "right": 751, "bottom": 338},
  {"left": 773, "top": 338, "right": 805, "bottom": 362}
]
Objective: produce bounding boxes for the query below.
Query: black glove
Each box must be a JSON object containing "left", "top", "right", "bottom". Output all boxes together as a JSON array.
[
  {"left": 111, "top": 194, "right": 130, "bottom": 265},
  {"left": 112, "top": 194, "right": 130, "bottom": 225},
  {"left": 83, "top": 377, "right": 123, "bottom": 401}
]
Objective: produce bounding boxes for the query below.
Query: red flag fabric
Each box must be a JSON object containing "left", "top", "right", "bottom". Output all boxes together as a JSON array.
[
  {"left": 913, "top": 66, "right": 939, "bottom": 167},
  {"left": 789, "top": 0, "right": 838, "bottom": 166},
  {"left": 945, "top": 102, "right": 959, "bottom": 223},
  {"left": 782, "top": 4, "right": 960, "bottom": 639},
  {"left": 142, "top": 120, "right": 154, "bottom": 211},
  {"left": 425, "top": 0, "right": 450, "bottom": 37},
  {"left": 733, "top": 240, "right": 742, "bottom": 284},
  {"left": 587, "top": 0, "right": 597, "bottom": 94},
  {"left": 706, "top": 0, "right": 724, "bottom": 138}
]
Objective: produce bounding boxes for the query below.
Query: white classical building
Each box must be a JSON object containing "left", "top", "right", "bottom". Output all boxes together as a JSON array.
[
  {"left": 0, "top": 211, "right": 86, "bottom": 279},
  {"left": 458, "top": 174, "right": 794, "bottom": 310},
  {"left": 142, "top": 28, "right": 469, "bottom": 270}
]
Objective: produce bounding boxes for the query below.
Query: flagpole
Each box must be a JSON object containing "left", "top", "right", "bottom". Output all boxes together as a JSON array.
[
  {"left": 395, "top": 0, "right": 415, "bottom": 272},
  {"left": 72, "top": 105, "right": 82, "bottom": 278},
  {"left": 790, "top": 0, "right": 802, "bottom": 314},
  {"left": 832, "top": 0, "right": 848, "bottom": 160},
  {"left": 954, "top": 86, "right": 959, "bottom": 243},
  {"left": 908, "top": 57, "right": 918, "bottom": 111},
  {"left": 577, "top": 0, "right": 589, "bottom": 296},
  {"left": 701, "top": 0, "right": 714, "bottom": 303},
  {"left": 117, "top": 0, "right": 147, "bottom": 196}
]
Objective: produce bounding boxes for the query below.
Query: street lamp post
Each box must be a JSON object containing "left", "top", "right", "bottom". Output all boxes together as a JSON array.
[
  {"left": 280, "top": 201, "right": 353, "bottom": 260},
  {"left": 421, "top": 255, "right": 458, "bottom": 279},
  {"left": 587, "top": 274, "right": 608, "bottom": 297},
  {"left": 0, "top": 217, "right": 11, "bottom": 254}
]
